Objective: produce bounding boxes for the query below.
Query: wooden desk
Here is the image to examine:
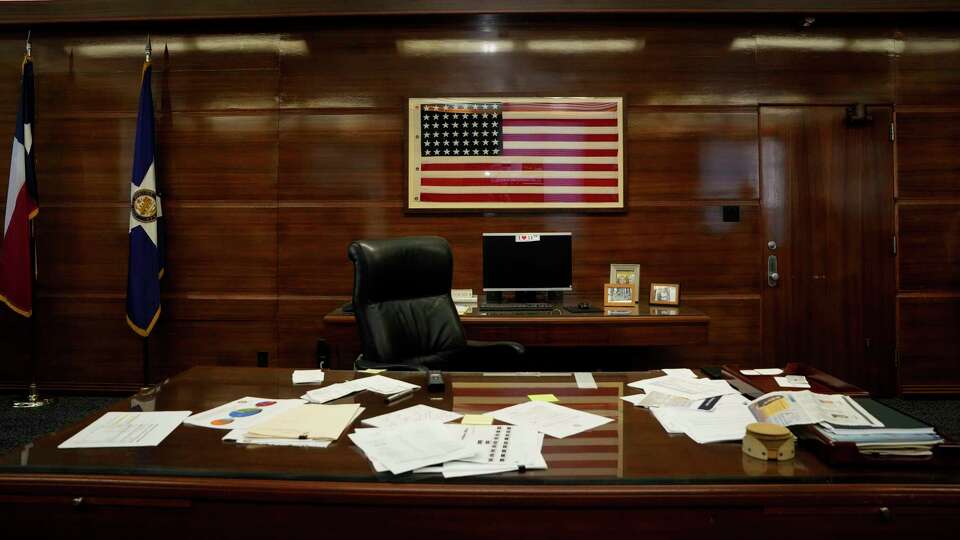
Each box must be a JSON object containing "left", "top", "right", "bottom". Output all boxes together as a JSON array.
[
  {"left": 323, "top": 302, "right": 710, "bottom": 369},
  {"left": 1, "top": 367, "right": 958, "bottom": 539}
]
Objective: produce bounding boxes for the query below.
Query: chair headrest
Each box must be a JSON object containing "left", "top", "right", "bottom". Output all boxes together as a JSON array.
[{"left": 348, "top": 236, "right": 453, "bottom": 304}]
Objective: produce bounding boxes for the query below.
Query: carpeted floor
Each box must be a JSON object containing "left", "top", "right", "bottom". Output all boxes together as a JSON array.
[
  {"left": 1, "top": 393, "right": 959, "bottom": 454},
  {"left": 0, "top": 393, "right": 117, "bottom": 453}
]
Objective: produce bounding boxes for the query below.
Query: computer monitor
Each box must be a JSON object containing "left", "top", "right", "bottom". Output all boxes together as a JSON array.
[{"left": 482, "top": 232, "right": 573, "bottom": 292}]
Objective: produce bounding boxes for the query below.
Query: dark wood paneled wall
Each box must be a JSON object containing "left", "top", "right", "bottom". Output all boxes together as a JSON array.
[{"left": 0, "top": 14, "right": 958, "bottom": 393}]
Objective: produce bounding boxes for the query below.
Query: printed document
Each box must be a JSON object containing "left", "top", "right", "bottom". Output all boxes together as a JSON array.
[
  {"left": 749, "top": 391, "right": 883, "bottom": 427},
  {"left": 490, "top": 400, "right": 613, "bottom": 438},
  {"left": 59, "top": 411, "right": 191, "bottom": 449},
  {"left": 348, "top": 422, "right": 478, "bottom": 474},
  {"left": 648, "top": 394, "right": 754, "bottom": 443},
  {"left": 628, "top": 375, "right": 739, "bottom": 400},
  {"left": 292, "top": 370, "right": 325, "bottom": 384},
  {"left": 361, "top": 404, "right": 462, "bottom": 428},
  {"left": 437, "top": 424, "right": 546, "bottom": 478},
  {"left": 184, "top": 397, "right": 305, "bottom": 430}
]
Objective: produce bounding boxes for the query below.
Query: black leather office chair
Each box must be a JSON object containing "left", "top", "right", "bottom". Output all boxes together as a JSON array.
[{"left": 348, "top": 236, "right": 525, "bottom": 371}]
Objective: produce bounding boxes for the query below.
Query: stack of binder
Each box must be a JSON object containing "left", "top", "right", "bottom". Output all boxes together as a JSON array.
[{"left": 809, "top": 398, "right": 944, "bottom": 458}]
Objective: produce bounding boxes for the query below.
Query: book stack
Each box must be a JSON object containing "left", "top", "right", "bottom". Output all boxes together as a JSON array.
[{"left": 810, "top": 399, "right": 944, "bottom": 457}]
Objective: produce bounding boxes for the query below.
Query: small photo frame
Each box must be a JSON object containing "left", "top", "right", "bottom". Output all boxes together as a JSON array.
[
  {"left": 649, "top": 283, "right": 680, "bottom": 306},
  {"left": 609, "top": 263, "right": 640, "bottom": 301},
  {"left": 604, "top": 283, "right": 636, "bottom": 307}
]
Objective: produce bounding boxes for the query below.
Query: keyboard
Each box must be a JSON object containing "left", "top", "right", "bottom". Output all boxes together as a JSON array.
[{"left": 479, "top": 302, "right": 556, "bottom": 312}]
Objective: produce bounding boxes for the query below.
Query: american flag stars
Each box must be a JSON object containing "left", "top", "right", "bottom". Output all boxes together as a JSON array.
[{"left": 421, "top": 103, "right": 502, "bottom": 156}]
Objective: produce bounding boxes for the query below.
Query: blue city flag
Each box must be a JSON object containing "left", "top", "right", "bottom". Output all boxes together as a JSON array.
[{"left": 126, "top": 61, "right": 164, "bottom": 336}]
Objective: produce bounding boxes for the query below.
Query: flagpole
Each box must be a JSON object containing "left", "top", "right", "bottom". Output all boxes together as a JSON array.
[{"left": 13, "top": 32, "right": 52, "bottom": 407}]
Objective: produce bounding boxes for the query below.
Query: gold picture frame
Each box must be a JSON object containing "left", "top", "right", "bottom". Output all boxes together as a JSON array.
[
  {"left": 649, "top": 283, "right": 680, "bottom": 306},
  {"left": 604, "top": 283, "right": 636, "bottom": 307},
  {"left": 609, "top": 263, "right": 640, "bottom": 301}
]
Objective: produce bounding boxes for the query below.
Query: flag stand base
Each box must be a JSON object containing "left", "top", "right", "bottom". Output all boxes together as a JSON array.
[{"left": 12, "top": 382, "right": 54, "bottom": 408}]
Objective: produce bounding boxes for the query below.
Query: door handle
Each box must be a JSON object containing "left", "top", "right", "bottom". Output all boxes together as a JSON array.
[{"left": 768, "top": 255, "right": 780, "bottom": 287}]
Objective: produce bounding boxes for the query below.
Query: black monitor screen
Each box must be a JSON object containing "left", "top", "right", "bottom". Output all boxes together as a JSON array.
[{"left": 482, "top": 233, "right": 573, "bottom": 291}]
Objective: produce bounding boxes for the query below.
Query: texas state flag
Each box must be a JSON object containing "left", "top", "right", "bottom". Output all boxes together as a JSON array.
[
  {"left": 0, "top": 56, "right": 39, "bottom": 317},
  {"left": 126, "top": 61, "right": 164, "bottom": 336}
]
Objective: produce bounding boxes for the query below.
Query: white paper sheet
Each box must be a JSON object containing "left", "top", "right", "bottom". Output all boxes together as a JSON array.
[
  {"left": 489, "top": 400, "right": 613, "bottom": 439},
  {"left": 650, "top": 394, "right": 754, "bottom": 444},
  {"left": 292, "top": 369, "right": 326, "bottom": 384},
  {"left": 346, "top": 375, "right": 420, "bottom": 395},
  {"left": 412, "top": 424, "right": 547, "bottom": 478},
  {"left": 348, "top": 422, "right": 477, "bottom": 474},
  {"left": 574, "top": 372, "right": 598, "bottom": 389},
  {"left": 184, "top": 397, "right": 305, "bottom": 430},
  {"left": 361, "top": 404, "right": 462, "bottom": 428},
  {"left": 223, "top": 430, "right": 333, "bottom": 448},
  {"left": 59, "top": 411, "right": 191, "bottom": 449},
  {"left": 628, "top": 375, "right": 738, "bottom": 400},
  {"left": 661, "top": 368, "right": 698, "bottom": 378},
  {"left": 775, "top": 375, "right": 811, "bottom": 388},
  {"left": 302, "top": 383, "right": 357, "bottom": 404},
  {"left": 624, "top": 391, "right": 721, "bottom": 411}
]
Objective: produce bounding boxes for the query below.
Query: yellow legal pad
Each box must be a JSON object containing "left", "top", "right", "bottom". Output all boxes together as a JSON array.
[
  {"left": 528, "top": 394, "right": 559, "bottom": 403},
  {"left": 461, "top": 414, "right": 494, "bottom": 425}
]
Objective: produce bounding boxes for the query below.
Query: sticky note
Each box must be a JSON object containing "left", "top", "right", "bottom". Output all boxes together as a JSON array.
[
  {"left": 528, "top": 394, "right": 559, "bottom": 403},
  {"left": 357, "top": 368, "right": 386, "bottom": 374},
  {"left": 462, "top": 414, "right": 494, "bottom": 425}
]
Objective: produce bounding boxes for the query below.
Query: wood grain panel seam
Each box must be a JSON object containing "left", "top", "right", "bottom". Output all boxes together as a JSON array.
[
  {"left": 629, "top": 200, "right": 760, "bottom": 207},
  {"left": 897, "top": 292, "right": 960, "bottom": 299},
  {"left": 896, "top": 199, "right": 960, "bottom": 206},
  {"left": 683, "top": 294, "right": 761, "bottom": 301}
]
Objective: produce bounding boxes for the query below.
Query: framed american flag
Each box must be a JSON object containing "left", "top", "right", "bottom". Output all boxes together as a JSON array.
[{"left": 407, "top": 97, "right": 625, "bottom": 211}]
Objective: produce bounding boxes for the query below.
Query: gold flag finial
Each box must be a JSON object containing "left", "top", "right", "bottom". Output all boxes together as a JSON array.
[
  {"left": 144, "top": 33, "right": 152, "bottom": 63},
  {"left": 25, "top": 30, "right": 31, "bottom": 58}
]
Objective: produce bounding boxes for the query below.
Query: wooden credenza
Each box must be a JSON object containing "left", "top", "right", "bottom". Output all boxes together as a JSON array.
[{"left": 322, "top": 302, "right": 710, "bottom": 369}]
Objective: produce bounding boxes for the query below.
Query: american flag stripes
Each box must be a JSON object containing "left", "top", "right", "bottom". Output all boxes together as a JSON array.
[
  {"left": 452, "top": 381, "right": 622, "bottom": 477},
  {"left": 408, "top": 97, "right": 624, "bottom": 210}
]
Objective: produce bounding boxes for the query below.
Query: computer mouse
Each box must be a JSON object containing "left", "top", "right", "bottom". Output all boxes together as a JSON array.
[{"left": 577, "top": 302, "right": 590, "bottom": 309}]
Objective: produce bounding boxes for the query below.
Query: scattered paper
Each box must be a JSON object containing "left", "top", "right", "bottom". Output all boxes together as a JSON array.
[
  {"left": 462, "top": 414, "right": 494, "bottom": 425},
  {"left": 528, "top": 393, "right": 559, "bottom": 402},
  {"left": 292, "top": 370, "right": 326, "bottom": 384},
  {"left": 59, "top": 411, "right": 191, "bottom": 449},
  {"left": 357, "top": 368, "right": 386, "bottom": 374},
  {"left": 302, "top": 375, "right": 420, "bottom": 404},
  {"left": 741, "top": 368, "right": 784, "bottom": 376},
  {"left": 574, "top": 372, "right": 598, "bottom": 389},
  {"left": 223, "top": 430, "right": 332, "bottom": 448},
  {"left": 438, "top": 425, "right": 546, "bottom": 478},
  {"left": 623, "top": 391, "right": 721, "bottom": 411},
  {"left": 362, "top": 404, "right": 462, "bottom": 428},
  {"left": 749, "top": 391, "right": 883, "bottom": 427},
  {"left": 348, "top": 422, "right": 477, "bottom": 474},
  {"left": 184, "top": 397, "right": 305, "bottom": 430},
  {"left": 648, "top": 394, "right": 754, "bottom": 443},
  {"left": 350, "top": 375, "right": 420, "bottom": 396},
  {"left": 662, "top": 368, "right": 698, "bottom": 378},
  {"left": 490, "top": 400, "right": 613, "bottom": 439},
  {"left": 302, "top": 383, "right": 357, "bottom": 404},
  {"left": 775, "top": 375, "right": 811, "bottom": 388},
  {"left": 628, "top": 375, "right": 738, "bottom": 400}
]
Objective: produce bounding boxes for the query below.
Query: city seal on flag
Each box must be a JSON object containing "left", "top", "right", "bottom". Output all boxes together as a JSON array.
[{"left": 131, "top": 188, "right": 159, "bottom": 223}]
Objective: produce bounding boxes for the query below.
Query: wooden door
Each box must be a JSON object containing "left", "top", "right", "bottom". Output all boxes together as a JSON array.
[{"left": 760, "top": 106, "right": 896, "bottom": 394}]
